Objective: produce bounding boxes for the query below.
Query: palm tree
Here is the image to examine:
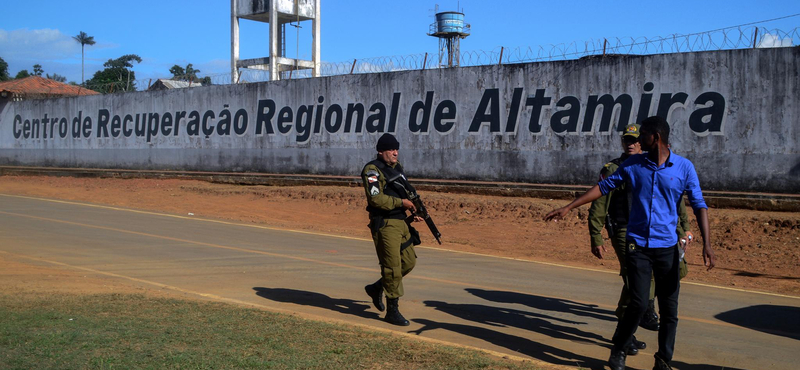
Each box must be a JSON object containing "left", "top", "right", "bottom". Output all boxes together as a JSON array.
[{"left": 73, "top": 31, "right": 96, "bottom": 85}]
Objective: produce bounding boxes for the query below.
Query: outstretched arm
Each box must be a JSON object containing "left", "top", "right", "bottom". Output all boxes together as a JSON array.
[{"left": 544, "top": 185, "right": 604, "bottom": 221}]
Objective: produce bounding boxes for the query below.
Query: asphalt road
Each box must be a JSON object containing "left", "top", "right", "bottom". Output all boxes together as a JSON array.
[{"left": 1, "top": 194, "right": 797, "bottom": 370}]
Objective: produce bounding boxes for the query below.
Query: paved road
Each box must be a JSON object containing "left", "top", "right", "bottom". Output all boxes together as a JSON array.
[{"left": 1, "top": 194, "right": 797, "bottom": 370}]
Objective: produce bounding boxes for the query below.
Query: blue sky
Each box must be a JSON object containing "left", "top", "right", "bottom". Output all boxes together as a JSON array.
[{"left": 1, "top": 0, "right": 798, "bottom": 84}]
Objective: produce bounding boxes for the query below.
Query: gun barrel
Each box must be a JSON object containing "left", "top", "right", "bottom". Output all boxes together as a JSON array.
[{"left": 424, "top": 217, "right": 442, "bottom": 244}]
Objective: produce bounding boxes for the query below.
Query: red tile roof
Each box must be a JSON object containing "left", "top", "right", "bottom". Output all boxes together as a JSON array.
[{"left": 0, "top": 76, "right": 99, "bottom": 98}]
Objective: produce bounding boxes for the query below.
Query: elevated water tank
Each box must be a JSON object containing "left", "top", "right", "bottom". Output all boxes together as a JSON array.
[{"left": 435, "top": 11, "right": 466, "bottom": 34}]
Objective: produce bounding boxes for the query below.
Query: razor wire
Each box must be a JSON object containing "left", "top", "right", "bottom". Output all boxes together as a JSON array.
[{"left": 79, "top": 25, "right": 798, "bottom": 94}]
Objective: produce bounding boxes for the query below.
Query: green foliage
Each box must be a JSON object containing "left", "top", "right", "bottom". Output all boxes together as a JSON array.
[
  {"left": 33, "top": 64, "right": 43, "bottom": 76},
  {"left": 15, "top": 70, "right": 30, "bottom": 79},
  {"left": 170, "top": 63, "right": 211, "bottom": 85},
  {"left": 46, "top": 73, "right": 67, "bottom": 83},
  {"left": 85, "top": 54, "right": 142, "bottom": 93},
  {"left": 72, "top": 31, "right": 96, "bottom": 47},
  {"left": 0, "top": 57, "right": 9, "bottom": 81}
]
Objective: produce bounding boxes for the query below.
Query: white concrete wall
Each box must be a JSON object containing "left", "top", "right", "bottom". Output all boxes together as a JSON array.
[{"left": 1, "top": 48, "right": 797, "bottom": 193}]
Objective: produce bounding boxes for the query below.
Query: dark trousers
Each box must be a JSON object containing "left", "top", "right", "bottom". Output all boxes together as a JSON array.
[{"left": 612, "top": 243, "right": 681, "bottom": 362}]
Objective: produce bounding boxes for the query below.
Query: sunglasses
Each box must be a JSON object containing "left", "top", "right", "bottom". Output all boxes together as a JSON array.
[{"left": 622, "top": 136, "right": 639, "bottom": 144}]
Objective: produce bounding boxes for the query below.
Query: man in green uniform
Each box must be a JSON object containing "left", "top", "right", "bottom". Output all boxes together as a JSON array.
[
  {"left": 362, "top": 133, "right": 423, "bottom": 326},
  {"left": 587, "top": 123, "right": 693, "bottom": 355}
]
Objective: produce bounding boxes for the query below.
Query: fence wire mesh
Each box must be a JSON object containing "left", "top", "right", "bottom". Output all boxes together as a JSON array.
[{"left": 79, "top": 25, "right": 798, "bottom": 94}]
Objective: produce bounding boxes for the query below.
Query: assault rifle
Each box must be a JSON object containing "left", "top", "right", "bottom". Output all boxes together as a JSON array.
[
  {"left": 406, "top": 192, "right": 442, "bottom": 245},
  {"left": 387, "top": 175, "right": 442, "bottom": 245}
]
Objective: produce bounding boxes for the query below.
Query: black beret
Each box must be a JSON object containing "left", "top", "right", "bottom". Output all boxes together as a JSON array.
[{"left": 376, "top": 133, "right": 400, "bottom": 151}]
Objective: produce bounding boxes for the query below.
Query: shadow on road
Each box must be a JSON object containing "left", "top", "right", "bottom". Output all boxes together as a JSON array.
[
  {"left": 466, "top": 288, "right": 617, "bottom": 322},
  {"left": 423, "top": 300, "right": 609, "bottom": 346},
  {"left": 252, "top": 287, "right": 380, "bottom": 320},
  {"left": 668, "top": 360, "right": 750, "bottom": 370},
  {"left": 715, "top": 304, "right": 800, "bottom": 340},
  {"left": 410, "top": 318, "right": 607, "bottom": 369}
]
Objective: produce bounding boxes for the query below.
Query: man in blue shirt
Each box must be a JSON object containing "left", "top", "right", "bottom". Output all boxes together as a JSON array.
[{"left": 544, "top": 116, "right": 716, "bottom": 370}]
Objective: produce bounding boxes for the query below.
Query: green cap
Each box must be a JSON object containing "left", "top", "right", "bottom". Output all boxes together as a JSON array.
[{"left": 623, "top": 123, "right": 641, "bottom": 138}]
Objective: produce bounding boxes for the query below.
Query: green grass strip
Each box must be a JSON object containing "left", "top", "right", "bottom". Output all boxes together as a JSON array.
[{"left": 0, "top": 292, "right": 542, "bottom": 370}]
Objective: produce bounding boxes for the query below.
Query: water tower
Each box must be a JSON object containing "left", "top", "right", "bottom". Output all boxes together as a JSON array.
[
  {"left": 231, "top": 0, "right": 321, "bottom": 82},
  {"left": 428, "top": 8, "right": 470, "bottom": 67}
]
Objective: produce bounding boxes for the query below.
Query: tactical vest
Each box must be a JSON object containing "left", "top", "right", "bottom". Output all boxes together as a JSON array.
[
  {"left": 606, "top": 156, "right": 631, "bottom": 227},
  {"left": 364, "top": 159, "right": 415, "bottom": 219}
]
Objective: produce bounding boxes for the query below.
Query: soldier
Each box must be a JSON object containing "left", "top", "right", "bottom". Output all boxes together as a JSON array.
[
  {"left": 362, "top": 133, "right": 423, "bottom": 326},
  {"left": 587, "top": 123, "right": 694, "bottom": 356}
]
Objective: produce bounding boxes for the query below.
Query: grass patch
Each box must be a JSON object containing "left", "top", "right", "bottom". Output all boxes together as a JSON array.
[{"left": 0, "top": 292, "right": 541, "bottom": 370}]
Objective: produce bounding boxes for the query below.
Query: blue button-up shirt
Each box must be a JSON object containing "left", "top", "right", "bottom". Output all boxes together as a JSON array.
[{"left": 597, "top": 151, "right": 707, "bottom": 248}]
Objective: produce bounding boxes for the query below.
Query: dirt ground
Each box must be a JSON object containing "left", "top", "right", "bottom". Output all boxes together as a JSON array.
[{"left": 1, "top": 175, "right": 798, "bottom": 297}]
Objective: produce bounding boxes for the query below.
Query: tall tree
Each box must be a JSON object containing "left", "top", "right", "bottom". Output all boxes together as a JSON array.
[
  {"left": 85, "top": 54, "right": 142, "bottom": 93},
  {"left": 73, "top": 31, "right": 96, "bottom": 85},
  {"left": 33, "top": 64, "right": 44, "bottom": 76},
  {"left": 0, "top": 57, "right": 10, "bottom": 81},
  {"left": 15, "top": 70, "right": 30, "bottom": 79}
]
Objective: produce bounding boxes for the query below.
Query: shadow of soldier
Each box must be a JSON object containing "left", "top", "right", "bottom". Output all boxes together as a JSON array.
[
  {"left": 410, "top": 318, "right": 607, "bottom": 369},
  {"left": 715, "top": 304, "right": 800, "bottom": 341},
  {"left": 667, "top": 361, "right": 751, "bottom": 370},
  {"left": 252, "top": 287, "right": 380, "bottom": 320},
  {"left": 466, "top": 288, "right": 617, "bottom": 322},
  {"left": 423, "top": 300, "right": 609, "bottom": 346}
]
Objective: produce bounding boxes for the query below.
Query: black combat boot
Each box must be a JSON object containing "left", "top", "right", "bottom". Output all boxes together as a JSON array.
[
  {"left": 385, "top": 298, "right": 410, "bottom": 326},
  {"left": 628, "top": 335, "right": 647, "bottom": 355},
  {"left": 364, "top": 280, "right": 385, "bottom": 312},
  {"left": 640, "top": 299, "right": 660, "bottom": 331},
  {"left": 608, "top": 348, "right": 627, "bottom": 370},
  {"left": 653, "top": 353, "right": 673, "bottom": 370}
]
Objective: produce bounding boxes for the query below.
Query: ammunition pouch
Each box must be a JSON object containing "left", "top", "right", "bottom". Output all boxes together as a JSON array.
[
  {"left": 369, "top": 216, "right": 385, "bottom": 234},
  {"left": 406, "top": 225, "right": 422, "bottom": 248}
]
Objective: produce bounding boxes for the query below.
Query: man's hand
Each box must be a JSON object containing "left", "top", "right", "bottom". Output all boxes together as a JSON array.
[
  {"left": 401, "top": 199, "right": 416, "bottom": 213},
  {"left": 412, "top": 216, "right": 424, "bottom": 223},
  {"left": 683, "top": 231, "right": 694, "bottom": 253},
  {"left": 703, "top": 243, "right": 716, "bottom": 271},
  {"left": 544, "top": 207, "right": 570, "bottom": 222},
  {"left": 591, "top": 245, "right": 607, "bottom": 259}
]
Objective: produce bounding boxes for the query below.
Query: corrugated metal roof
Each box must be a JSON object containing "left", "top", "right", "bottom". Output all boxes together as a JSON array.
[
  {"left": 150, "top": 79, "right": 203, "bottom": 90},
  {"left": 0, "top": 76, "right": 99, "bottom": 98}
]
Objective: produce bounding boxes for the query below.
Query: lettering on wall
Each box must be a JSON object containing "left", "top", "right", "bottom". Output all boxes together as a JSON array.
[{"left": 10, "top": 82, "right": 726, "bottom": 143}]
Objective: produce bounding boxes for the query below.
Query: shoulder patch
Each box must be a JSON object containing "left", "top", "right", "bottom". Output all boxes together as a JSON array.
[
  {"left": 366, "top": 169, "right": 379, "bottom": 178},
  {"left": 369, "top": 185, "right": 380, "bottom": 196}
]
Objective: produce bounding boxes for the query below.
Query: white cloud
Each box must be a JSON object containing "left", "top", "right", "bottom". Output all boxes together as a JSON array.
[
  {"left": 0, "top": 28, "right": 81, "bottom": 61},
  {"left": 0, "top": 28, "right": 118, "bottom": 82},
  {"left": 756, "top": 33, "right": 794, "bottom": 48}
]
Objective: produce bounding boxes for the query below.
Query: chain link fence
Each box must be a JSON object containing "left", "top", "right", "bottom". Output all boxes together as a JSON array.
[{"left": 82, "top": 25, "right": 798, "bottom": 93}]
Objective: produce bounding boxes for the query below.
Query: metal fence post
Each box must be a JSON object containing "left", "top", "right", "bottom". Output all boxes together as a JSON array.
[
  {"left": 498, "top": 47, "right": 504, "bottom": 65},
  {"left": 753, "top": 28, "right": 759, "bottom": 48}
]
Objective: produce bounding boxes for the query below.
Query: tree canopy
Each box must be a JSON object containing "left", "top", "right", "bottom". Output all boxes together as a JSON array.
[
  {"left": 169, "top": 63, "right": 212, "bottom": 86},
  {"left": 85, "top": 54, "right": 142, "bottom": 93},
  {"left": 47, "top": 73, "right": 67, "bottom": 83},
  {"left": 0, "top": 57, "right": 9, "bottom": 81}
]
